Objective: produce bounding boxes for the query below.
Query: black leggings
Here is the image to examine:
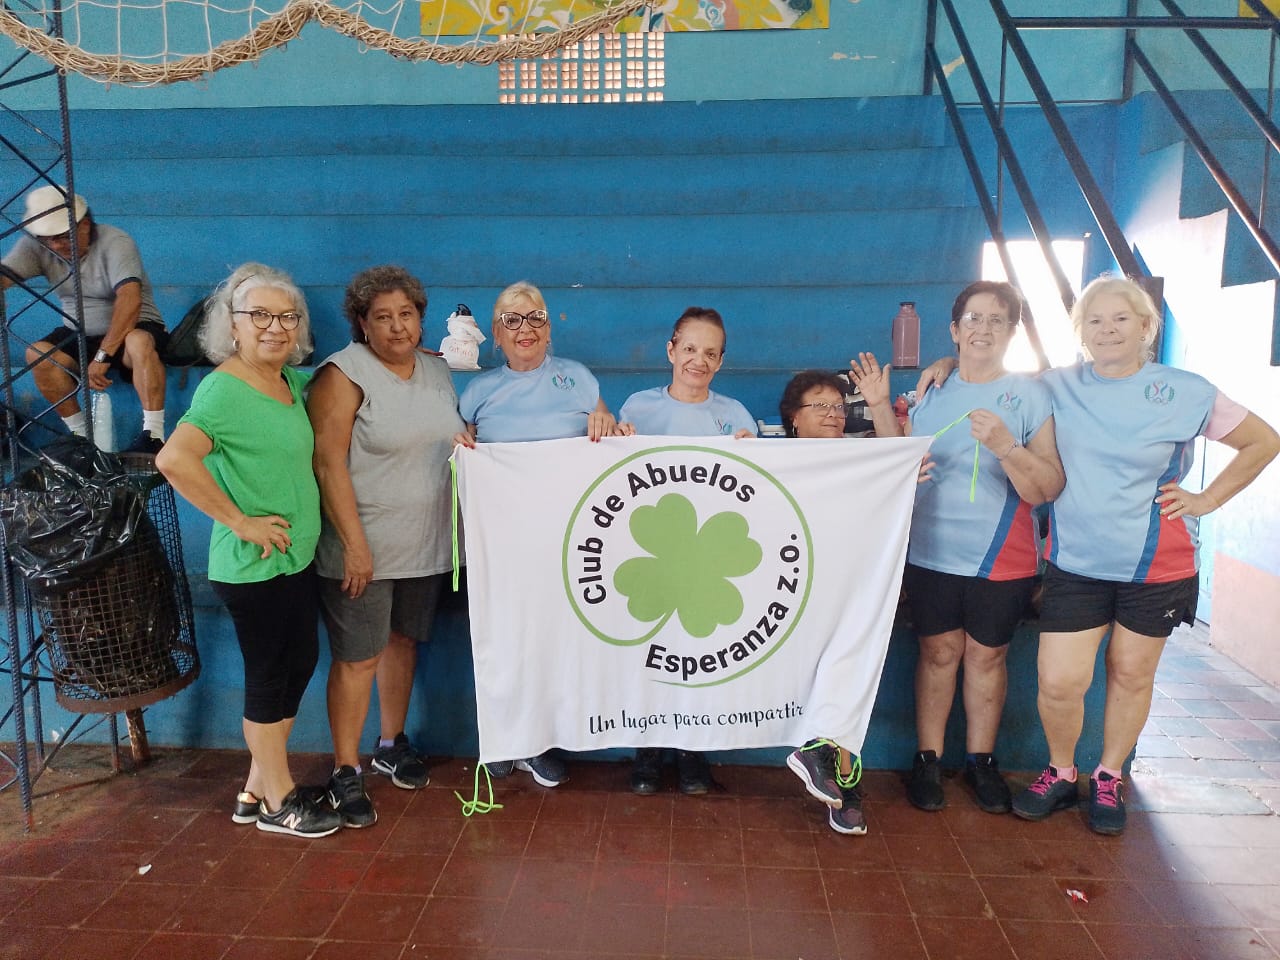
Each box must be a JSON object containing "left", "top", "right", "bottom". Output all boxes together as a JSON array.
[{"left": 213, "top": 565, "right": 320, "bottom": 724}]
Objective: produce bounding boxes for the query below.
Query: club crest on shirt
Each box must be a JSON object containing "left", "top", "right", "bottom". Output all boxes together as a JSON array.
[
  {"left": 996, "top": 391, "right": 1022, "bottom": 412},
  {"left": 1144, "top": 380, "right": 1175, "bottom": 405},
  {"left": 716, "top": 419, "right": 733, "bottom": 435},
  {"left": 551, "top": 373, "right": 576, "bottom": 390}
]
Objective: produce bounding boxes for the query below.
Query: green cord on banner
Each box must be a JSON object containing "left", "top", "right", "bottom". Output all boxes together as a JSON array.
[
  {"left": 455, "top": 762, "right": 504, "bottom": 817},
  {"left": 450, "top": 456, "right": 460, "bottom": 592},
  {"left": 931, "top": 408, "right": 980, "bottom": 504}
]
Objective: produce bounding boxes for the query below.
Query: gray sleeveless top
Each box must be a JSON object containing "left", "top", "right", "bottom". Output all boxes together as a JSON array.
[{"left": 314, "top": 343, "right": 465, "bottom": 580}]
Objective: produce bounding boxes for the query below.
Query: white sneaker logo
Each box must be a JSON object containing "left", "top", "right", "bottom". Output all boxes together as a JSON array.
[{"left": 282, "top": 812, "right": 302, "bottom": 830}]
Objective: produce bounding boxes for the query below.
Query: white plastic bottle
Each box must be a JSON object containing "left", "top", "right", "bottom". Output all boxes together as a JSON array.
[{"left": 91, "top": 390, "right": 114, "bottom": 452}]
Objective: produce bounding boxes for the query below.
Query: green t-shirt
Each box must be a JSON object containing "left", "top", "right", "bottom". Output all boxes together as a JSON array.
[{"left": 178, "top": 366, "right": 320, "bottom": 583}]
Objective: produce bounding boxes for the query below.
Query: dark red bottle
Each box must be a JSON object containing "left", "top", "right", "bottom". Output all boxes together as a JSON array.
[{"left": 892, "top": 301, "right": 920, "bottom": 369}]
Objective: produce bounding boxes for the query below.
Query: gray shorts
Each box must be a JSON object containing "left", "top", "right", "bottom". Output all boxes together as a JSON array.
[{"left": 320, "top": 573, "right": 446, "bottom": 662}]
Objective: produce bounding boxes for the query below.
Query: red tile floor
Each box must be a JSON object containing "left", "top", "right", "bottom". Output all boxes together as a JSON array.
[{"left": 2, "top": 621, "right": 1279, "bottom": 960}]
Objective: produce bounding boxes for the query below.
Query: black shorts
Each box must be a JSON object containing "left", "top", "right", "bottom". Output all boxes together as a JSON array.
[
  {"left": 1037, "top": 562, "right": 1198, "bottom": 639},
  {"left": 903, "top": 563, "right": 1035, "bottom": 648},
  {"left": 38, "top": 321, "right": 169, "bottom": 383}
]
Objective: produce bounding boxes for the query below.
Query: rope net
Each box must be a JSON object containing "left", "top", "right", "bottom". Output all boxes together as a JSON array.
[{"left": 0, "top": 0, "right": 648, "bottom": 85}]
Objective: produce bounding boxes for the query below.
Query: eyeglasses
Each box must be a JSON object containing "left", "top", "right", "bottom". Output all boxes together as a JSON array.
[
  {"left": 498, "top": 310, "right": 548, "bottom": 330},
  {"left": 800, "top": 402, "right": 847, "bottom": 418},
  {"left": 234, "top": 308, "right": 303, "bottom": 330},
  {"left": 958, "top": 312, "right": 1014, "bottom": 330}
]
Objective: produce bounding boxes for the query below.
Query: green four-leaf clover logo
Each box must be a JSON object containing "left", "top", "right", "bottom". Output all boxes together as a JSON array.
[{"left": 614, "top": 493, "right": 763, "bottom": 638}]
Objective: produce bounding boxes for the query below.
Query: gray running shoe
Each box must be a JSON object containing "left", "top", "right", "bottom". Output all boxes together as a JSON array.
[
  {"left": 787, "top": 739, "right": 842, "bottom": 808},
  {"left": 516, "top": 752, "right": 568, "bottom": 787}
]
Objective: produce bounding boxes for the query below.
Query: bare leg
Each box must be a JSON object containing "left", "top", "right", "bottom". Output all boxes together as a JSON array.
[
  {"left": 914, "top": 629, "right": 965, "bottom": 754},
  {"left": 961, "top": 637, "right": 1009, "bottom": 754},
  {"left": 1099, "top": 626, "right": 1167, "bottom": 770},
  {"left": 25, "top": 342, "right": 81, "bottom": 416},
  {"left": 327, "top": 655, "right": 379, "bottom": 769},
  {"left": 242, "top": 717, "right": 297, "bottom": 811},
  {"left": 375, "top": 631, "right": 417, "bottom": 741},
  {"left": 1036, "top": 626, "right": 1109, "bottom": 769},
  {"left": 120, "top": 328, "right": 165, "bottom": 411}
]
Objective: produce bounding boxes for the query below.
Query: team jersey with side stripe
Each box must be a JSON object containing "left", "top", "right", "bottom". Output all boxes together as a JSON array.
[
  {"left": 1042, "top": 361, "right": 1240, "bottom": 584},
  {"left": 907, "top": 372, "right": 1053, "bottom": 580}
]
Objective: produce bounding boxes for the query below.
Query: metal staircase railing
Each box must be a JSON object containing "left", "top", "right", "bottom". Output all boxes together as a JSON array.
[
  {"left": 926, "top": 0, "right": 1280, "bottom": 365},
  {"left": 1, "top": 0, "right": 90, "bottom": 829}
]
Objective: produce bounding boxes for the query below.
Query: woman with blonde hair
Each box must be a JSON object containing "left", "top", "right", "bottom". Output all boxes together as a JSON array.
[{"left": 1009, "top": 276, "right": 1278, "bottom": 834}]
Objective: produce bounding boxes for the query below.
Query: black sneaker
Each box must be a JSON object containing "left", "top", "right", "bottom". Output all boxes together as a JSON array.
[
  {"left": 786, "top": 739, "right": 842, "bottom": 808},
  {"left": 484, "top": 760, "right": 515, "bottom": 778},
  {"left": 906, "top": 750, "right": 945, "bottom": 812},
  {"left": 123, "top": 431, "right": 164, "bottom": 455},
  {"left": 1012, "top": 766, "right": 1080, "bottom": 821},
  {"left": 327, "top": 765, "right": 377, "bottom": 828},
  {"left": 231, "top": 791, "right": 260, "bottom": 825},
  {"left": 515, "top": 752, "right": 568, "bottom": 788},
  {"left": 1088, "top": 771, "right": 1126, "bottom": 836},
  {"left": 371, "top": 733, "right": 430, "bottom": 790},
  {"left": 963, "top": 754, "right": 1012, "bottom": 814},
  {"left": 676, "top": 750, "right": 712, "bottom": 796},
  {"left": 257, "top": 787, "right": 342, "bottom": 838},
  {"left": 631, "top": 748, "right": 663, "bottom": 795}
]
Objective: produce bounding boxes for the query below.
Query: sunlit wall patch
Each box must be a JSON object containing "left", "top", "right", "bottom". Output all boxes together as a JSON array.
[{"left": 562, "top": 445, "right": 813, "bottom": 687}]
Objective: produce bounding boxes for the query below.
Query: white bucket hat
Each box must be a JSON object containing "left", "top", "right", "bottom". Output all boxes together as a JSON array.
[{"left": 23, "top": 185, "right": 88, "bottom": 237}]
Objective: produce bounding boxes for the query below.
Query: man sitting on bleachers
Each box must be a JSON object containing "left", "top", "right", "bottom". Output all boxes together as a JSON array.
[{"left": 1, "top": 185, "right": 169, "bottom": 452}]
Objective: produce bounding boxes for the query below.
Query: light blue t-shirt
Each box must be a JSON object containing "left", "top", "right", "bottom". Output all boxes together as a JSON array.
[
  {"left": 619, "top": 386, "right": 758, "bottom": 437},
  {"left": 459, "top": 355, "right": 601, "bottom": 443},
  {"left": 907, "top": 372, "right": 1052, "bottom": 580},
  {"left": 1042, "top": 362, "right": 1219, "bottom": 584}
]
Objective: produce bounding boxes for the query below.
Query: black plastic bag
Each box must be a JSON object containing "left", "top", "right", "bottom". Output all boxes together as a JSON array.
[
  {"left": 0, "top": 438, "right": 184, "bottom": 703},
  {"left": 0, "top": 441, "right": 148, "bottom": 592}
]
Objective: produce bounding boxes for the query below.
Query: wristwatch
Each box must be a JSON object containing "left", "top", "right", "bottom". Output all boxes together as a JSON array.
[{"left": 93, "top": 349, "right": 112, "bottom": 364}]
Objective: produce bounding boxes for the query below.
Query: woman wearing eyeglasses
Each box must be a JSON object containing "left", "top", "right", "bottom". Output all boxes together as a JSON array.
[
  {"left": 848, "top": 281, "right": 1064, "bottom": 816},
  {"left": 775, "top": 369, "right": 874, "bottom": 835},
  {"left": 454, "top": 280, "right": 620, "bottom": 787},
  {"left": 158, "top": 263, "right": 340, "bottom": 838},
  {"left": 616, "top": 306, "right": 757, "bottom": 797}
]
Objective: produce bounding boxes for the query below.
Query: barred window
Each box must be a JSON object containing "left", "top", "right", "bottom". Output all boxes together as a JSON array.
[{"left": 499, "top": 32, "right": 664, "bottom": 104}]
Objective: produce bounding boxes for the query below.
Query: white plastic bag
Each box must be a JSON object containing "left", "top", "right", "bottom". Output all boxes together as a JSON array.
[{"left": 439, "top": 304, "right": 486, "bottom": 371}]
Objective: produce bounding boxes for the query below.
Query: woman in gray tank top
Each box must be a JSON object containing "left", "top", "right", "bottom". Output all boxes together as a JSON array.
[{"left": 307, "top": 266, "right": 465, "bottom": 829}]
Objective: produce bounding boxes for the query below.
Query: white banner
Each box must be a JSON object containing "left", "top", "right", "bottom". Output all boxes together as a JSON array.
[{"left": 454, "top": 434, "right": 931, "bottom": 763}]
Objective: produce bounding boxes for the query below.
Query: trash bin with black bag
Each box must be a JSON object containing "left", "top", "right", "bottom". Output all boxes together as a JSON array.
[{"left": 0, "top": 438, "right": 199, "bottom": 713}]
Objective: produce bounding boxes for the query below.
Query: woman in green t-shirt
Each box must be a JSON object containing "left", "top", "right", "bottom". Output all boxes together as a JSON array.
[{"left": 158, "top": 262, "right": 338, "bottom": 839}]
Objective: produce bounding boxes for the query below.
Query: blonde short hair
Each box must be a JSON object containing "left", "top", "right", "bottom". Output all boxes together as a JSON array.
[
  {"left": 492, "top": 281, "right": 547, "bottom": 326},
  {"left": 1071, "top": 276, "right": 1161, "bottom": 362}
]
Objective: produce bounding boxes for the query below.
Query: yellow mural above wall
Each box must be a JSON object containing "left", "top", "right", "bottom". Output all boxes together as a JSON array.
[
  {"left": 1240, "top": 0, "right": 1280, "bottom": 15},
  {"left": 420, "top": 0, "right": 828, "bottom": 36}
]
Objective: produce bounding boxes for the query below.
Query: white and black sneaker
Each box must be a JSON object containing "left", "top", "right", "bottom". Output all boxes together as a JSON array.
[
  {"left": 257, "top": 787, "right": 342, "bottom": 838},
  {"left": 515, "top": 752, "right": 568, "bottom": 788}
]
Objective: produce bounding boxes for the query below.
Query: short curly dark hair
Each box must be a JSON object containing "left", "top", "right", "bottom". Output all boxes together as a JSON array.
[
  {"left": 342, "top": 265, "right": 428, "bottom": 344},
  {"left": 779, "top": 369, "right": 847, "bottom": 438}
]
